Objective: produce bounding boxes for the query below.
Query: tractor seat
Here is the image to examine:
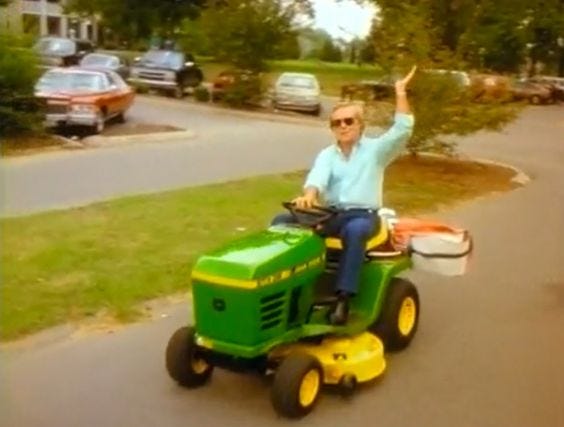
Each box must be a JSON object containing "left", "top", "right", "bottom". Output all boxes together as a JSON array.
[{"left": 325, "top": 222, "right": 389, "bottom": 252}]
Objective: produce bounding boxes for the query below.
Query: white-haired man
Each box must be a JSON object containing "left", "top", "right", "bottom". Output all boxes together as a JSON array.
[{"left": 272, "top": 66, "right": 417, "bottom": 325}]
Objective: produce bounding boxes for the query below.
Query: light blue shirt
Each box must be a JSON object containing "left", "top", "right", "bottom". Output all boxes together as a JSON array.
[{"left": 304, "top": 112, "right": 414, "bottom": 209}]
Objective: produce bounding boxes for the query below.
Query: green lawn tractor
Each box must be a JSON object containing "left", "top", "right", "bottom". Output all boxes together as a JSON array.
[{"left": 165, "top": 203, "right": 420, "bottom": 418}]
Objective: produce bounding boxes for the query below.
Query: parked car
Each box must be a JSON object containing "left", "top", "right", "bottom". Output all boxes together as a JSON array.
[
  {"left": 128, "top": 49, "right": 203, "bottom": 98},
  {"left": 34, "top": 36, "right": 95, "bottom": 69},
  {"left": 272, "top": 72, "right": 321, "bottom": 115},
  {"left": 341, "top": 77, "right": 396, "bottom": 102},
  {"left": 34, "top": 67, "right": 135, "bottom": 134},
  {"left": 509, "top": 79, "right": 554, "bottom": 104},
  {"left": 79, "top": 53, "right": 129, "bottom": 80},
  {"left": 424, "top": 69, "right": 471, "bottom": 88},
  {"left": 526, "top": 75, "right": 564, "bottom": 102}
]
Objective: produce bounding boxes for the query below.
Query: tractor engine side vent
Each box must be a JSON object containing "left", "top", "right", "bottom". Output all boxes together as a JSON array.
[{"left": 259, "top": 291, "right": 285, "bottom": 330}]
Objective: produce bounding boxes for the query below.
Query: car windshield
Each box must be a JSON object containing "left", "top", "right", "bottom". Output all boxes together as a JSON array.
[
  {"left": 278, "top": 75, "right": 317, "bottom": 89},
  {"left": 36, "top": 71, "right": 106, "bottom": 93},
  {"left": 35, "top": 38, "right": 75, "bottom": 56},
  {"left": 139, "top": 51, "right": 183, "bottom": 69},
  {"left": 81, "top": 54, "right": 119, "bottom": 68}
]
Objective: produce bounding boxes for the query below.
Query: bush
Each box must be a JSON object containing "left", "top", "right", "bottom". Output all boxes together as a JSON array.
[
  {"left": 0, "top": 34, "right": 43, "bottom": 137},
  {"left": 222, "top": 76, "right": 263, "bottom": 108},
  {"left": 194, "top": 86, "right": 210, "bottom": 102}
]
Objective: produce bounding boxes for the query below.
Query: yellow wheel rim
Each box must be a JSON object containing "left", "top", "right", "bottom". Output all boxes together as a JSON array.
[
  {"left": 191, "top": 357, "right": 208, "bottom": 374},
  {"left": 299, "top": 369, "right": 320, "bottom": 407},
  {"left": 398, "top": 296, "right": 417, "bottom": 336}
]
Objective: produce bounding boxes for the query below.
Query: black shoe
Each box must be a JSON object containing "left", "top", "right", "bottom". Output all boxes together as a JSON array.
[{"left": 329, "top": 296, "right": 349, "bottom": 326}]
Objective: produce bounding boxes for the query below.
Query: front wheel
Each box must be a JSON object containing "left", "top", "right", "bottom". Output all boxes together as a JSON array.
[
  {"left": 165, "top": 326, "right": 213, "bottom": 387},
  {"left": 91, "top": 111, "right": 105, "bottom": 134},
  {"left": 271, "top": 354, "right": 323, "bottom": 418},
  {"left": 370, "top": 278, "right": 420, "bottom": 352}
]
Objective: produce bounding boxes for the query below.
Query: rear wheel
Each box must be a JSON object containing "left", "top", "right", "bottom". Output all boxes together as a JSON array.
[
  {"left": 165, "top": 326, "right": 213, "bottom": 387},
  {"left": 271, "top": 354, "right": 323, "bottom": 418},
  {"left": 370, "top": 278, "right": 419, "bottom": 352}
]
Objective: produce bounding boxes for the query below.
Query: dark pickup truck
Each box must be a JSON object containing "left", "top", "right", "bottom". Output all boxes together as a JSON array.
[{"left": 128, "top": 49, "right": 204, "bottom": 98}]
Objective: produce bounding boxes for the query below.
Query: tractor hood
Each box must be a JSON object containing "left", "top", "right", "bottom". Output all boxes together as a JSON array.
[{"left": 191, "top": 226, "right": 325, "bottom": 288}]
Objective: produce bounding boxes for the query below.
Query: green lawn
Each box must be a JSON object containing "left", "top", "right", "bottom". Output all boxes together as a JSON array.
[{"left": 0, "top": 156, "right": 519, "bottom": 341}]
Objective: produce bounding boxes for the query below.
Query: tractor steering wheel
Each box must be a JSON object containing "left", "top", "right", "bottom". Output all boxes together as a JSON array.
[{"left": 282, "top": 202, "right": 339, "bottom": 230}]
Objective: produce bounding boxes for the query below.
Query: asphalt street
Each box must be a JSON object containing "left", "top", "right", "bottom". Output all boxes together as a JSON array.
[
  {"left": 1, "top": 99, "right": 564, "bottom": 427},
  {"left": 0, "top": 96, "right": 330, "bottom": 217}
]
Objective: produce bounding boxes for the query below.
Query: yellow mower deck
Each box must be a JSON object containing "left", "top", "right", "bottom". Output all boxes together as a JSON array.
[{"left": 269, "top": 332, "right": 386, "bottom": 385}]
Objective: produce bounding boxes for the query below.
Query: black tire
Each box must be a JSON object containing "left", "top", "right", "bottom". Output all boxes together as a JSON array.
[
  {"left": 172, "top": 86, "right": 184, "bottom": 99},
  {"left": 530, "top": 95, "right": 541, "bottom": 105},
  {"left": 184, "top": 70, "right": 203, "bottom": 88},
  {"left": 370, "top": 278, "right": 420, "bottom": 352},
  {"left": 271, "top": 354, "right": 323, "bottom": 418},
  {"left": 116, "top": 112, "right": 126, "bottom": 123},
  {"left": 311, "top": 105, "right": 321, "bottom": 116},
  {"left": 165, "top": 326, "right": 213, "bottom": 387}
]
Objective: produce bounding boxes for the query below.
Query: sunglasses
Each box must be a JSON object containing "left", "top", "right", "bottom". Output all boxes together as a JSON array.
[{"left": 330, "top": 117, "right": 356, "bottom": 128}]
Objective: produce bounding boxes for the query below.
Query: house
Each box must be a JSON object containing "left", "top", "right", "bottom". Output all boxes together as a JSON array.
[{"left": 0, "top": 0, "right": 98, "bottom": 42}]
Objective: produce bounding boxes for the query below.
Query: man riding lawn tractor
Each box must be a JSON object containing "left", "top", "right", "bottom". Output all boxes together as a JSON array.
[{"left": 165, "top": 66, "right": 471, "bottom": 418}]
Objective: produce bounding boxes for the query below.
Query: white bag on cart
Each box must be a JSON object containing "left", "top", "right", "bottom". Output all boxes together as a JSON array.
[
  {"left": 409, "top": 231, "right": 472, "bottom": 276},
  {"left": 391, "top": 218, "right": 473, "bottom": 277}
]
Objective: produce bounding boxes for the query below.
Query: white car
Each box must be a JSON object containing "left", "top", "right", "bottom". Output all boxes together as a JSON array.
[{"left": 272, "top": 72, "right": 321, "bottom": 116}]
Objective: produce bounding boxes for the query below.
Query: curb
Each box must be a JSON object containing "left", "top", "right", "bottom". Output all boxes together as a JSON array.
[
  {"left": 468, "top": 156, "right": 531, "bottom": 185},
  {"left": 416, "top": 152, "right": 531, "bottom": 186},
  {"left": 52, "top": 130, "right": 197, "bottom": 153},
  {"left": 81, "top": 130, "right": 197, "bottom": 148}
]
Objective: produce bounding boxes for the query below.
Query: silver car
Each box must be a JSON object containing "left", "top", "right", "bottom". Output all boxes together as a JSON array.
[{"left": 272, "top": 72, "right": 321, "bottom": 116}]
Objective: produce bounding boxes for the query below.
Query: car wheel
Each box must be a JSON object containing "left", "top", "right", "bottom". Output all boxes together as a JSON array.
[
  {"left": 91, "top": 111, "right": 105, "bottom": 134},
  {"left": 271, "top": 354, "right": 323, "bottom": 419},
  {"left": 185, "top": 70, "right": 203, "bottom": 88},
  {"left": 165, "top": 326, "right": 213, "bottom": 387},
  {"left": 172, "top": 86, "right": 184, "bottom": 99},
  {"left": 370, "top": 278, "right": 420, "bottom": 352},
  {"left": 311, "top": 105, "right": 321, "bottom": 116},
  {"left": 116, "top": 112, "right": 126, "bottom": 123},
  {"left": 530, "top": 95, "right": 541, "bottom": 105}
]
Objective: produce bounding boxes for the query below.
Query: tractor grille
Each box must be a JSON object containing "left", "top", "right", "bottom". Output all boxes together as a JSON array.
[{"left": 259, "top": 291, "right": 285, "bottom": 330}]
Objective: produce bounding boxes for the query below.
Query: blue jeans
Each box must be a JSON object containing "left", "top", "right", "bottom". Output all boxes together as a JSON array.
[{"left": 271, "top": 209, "right": 378, "bottom": 295}]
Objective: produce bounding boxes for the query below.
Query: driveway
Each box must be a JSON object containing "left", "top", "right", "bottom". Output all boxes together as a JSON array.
[{"left": 2, "top": 104, "right": 564, "bottom": 427}]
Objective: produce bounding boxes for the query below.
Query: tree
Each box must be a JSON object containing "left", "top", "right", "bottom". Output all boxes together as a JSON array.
[
  {"left": 319, "top": 38, "right": 342, "bottom": 62},
  {"left": 0, "top": 34, "right": 43, "bottom": 137},
  {"left": 65, "top": 0, "right": 206, "bottom": 44},
  {"left": 364, "top": 0, "right": 524, "bottom": 154},
  {"left": 199, "top": 0, "right": 302, "bottom": 71},
  {"left": 369, "top": 0, "right": 564, "bottom": 74}
]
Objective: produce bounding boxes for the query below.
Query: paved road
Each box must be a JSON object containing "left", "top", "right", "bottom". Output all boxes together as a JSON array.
[
  {"left": 2, "top": 103, "right": 564, "bottom": 427},
  {"left": 0, "top": 96, "right": 330, "bottom": 217}
]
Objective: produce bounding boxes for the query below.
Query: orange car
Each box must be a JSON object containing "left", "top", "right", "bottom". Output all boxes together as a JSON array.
[{"left": 34, "top": 67, "right": 135, "bottom": 134}]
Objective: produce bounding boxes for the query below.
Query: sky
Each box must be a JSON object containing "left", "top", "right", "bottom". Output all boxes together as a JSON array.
[{"left": 311, "top": 0, "right": 377, "bottom": 41}]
